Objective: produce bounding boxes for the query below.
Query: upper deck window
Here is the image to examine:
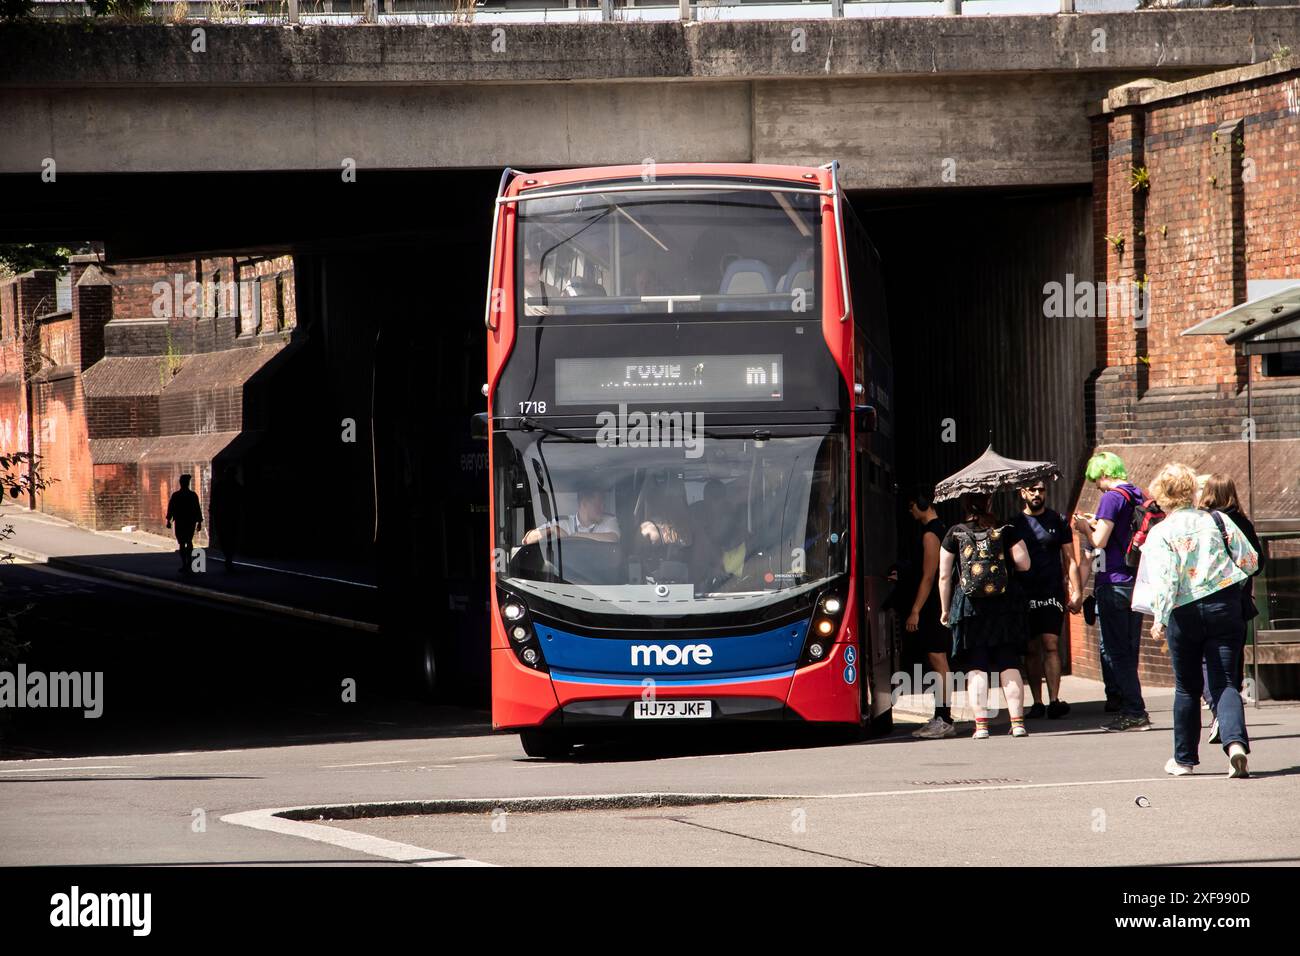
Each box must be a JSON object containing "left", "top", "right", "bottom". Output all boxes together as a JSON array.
[{"left": 516, "top": 184, "right": 821, "bottom": 323}]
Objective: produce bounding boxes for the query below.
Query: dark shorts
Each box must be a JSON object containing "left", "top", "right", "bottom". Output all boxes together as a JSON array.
[
  {"left": 912, "top": 622, "right": 950, "bottom": 656},
  {"left": 963, "top": 644, "right": 1022, "bottom": 673},
  {"left": 1025, "top": 596, "right": 1065, "bottom": 637}
]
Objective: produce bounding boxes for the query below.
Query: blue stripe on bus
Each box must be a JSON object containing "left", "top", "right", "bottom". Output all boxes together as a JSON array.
[
  {"left": 549, "top": 668, "right": 797, "bottom": 687},
  {"left": 534, "top": 617, "right": 810, "bottom": 680}
]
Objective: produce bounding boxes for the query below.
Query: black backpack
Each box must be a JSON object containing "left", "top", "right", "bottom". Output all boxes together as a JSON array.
[
  {"left": 1113, "top": 486, "right": 1164, "bottom": 569},
  {"left": 1207, "top": 510, "right": 1260, "bottom": 622},
  {"left": 956, "top": 526, "right": 1009, "bottom": 597}
]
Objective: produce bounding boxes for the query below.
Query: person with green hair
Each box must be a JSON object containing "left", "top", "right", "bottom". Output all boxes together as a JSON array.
[
  {"left": 1074, "top": 451, "right": 1151, "bottom": 731},
  {"left": 1085, "top": 451, "right": 1128, "bottom": 484}
]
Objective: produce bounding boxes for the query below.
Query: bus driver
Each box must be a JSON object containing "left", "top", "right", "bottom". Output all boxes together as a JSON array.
[{"left": 522, "top": 486, "right": 620, "bottom": 545}]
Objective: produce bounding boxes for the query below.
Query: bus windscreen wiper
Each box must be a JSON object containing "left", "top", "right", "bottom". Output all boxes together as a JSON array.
[{"left": 516, "top": 416, "right": 586, "bottom": 442}]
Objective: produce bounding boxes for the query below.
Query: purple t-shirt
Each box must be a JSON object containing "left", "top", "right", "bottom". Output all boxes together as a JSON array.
[{"left": 1094, "top": 481, "right": 1143, "bottom": 585}]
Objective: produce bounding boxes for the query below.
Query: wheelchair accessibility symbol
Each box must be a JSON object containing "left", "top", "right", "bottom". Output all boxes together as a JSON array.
[{"left": 844, "top": 645, "right": 857, "bottom": 665}]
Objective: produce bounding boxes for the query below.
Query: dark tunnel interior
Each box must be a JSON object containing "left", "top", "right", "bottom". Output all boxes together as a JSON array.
[{"left": 0, "top": 170, "right": 1096, "bottom": 702}]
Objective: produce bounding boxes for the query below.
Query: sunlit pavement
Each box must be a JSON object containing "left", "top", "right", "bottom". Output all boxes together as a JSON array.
[{"left": 3, "top": 671, "right": 1297, "bottom": 867}]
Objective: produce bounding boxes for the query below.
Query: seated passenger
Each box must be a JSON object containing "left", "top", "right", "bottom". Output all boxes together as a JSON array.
[
  {"left": 636, "top": 471, "right": 693, "bottom": 549},
  {"left": 522, "top": 250, "right": 562, "bottom": 315},
  {"left": 523, "top": 487, "right": 620, "bottom": 545},
  {"left": 691, "top": 480, "right": 749, "bottom": 587}
]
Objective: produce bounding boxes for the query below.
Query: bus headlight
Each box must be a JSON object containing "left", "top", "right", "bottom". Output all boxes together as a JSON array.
[
  {"left": 498, "top": 591, "right": 548, "bottom": 672},
  {"left": 800, "top": 588, "right": 846, "bottom": 667}
]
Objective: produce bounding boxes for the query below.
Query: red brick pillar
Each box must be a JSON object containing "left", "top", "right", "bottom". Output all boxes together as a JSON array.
[
  {"left": 13, "top": 271, "right": 57, "bottom": 507},
  {"left": 1210, "top": 118, "right": 1249, "bottom": 393},
  {"left": 1092, "top": 99, "right": 1148, "bottom": 441},
  {"left": 70, "top": 258, "right": 113, "bottom": 371}
]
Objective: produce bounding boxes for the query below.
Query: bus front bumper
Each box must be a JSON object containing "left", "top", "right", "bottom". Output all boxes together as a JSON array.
[{"left": 491, "top": 641, "right": 861, "bottom": 730}]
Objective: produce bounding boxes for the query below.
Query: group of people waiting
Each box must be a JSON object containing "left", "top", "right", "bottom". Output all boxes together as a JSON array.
[{"left": 892, "top": 452, "right": 1262, "bottom": 779}]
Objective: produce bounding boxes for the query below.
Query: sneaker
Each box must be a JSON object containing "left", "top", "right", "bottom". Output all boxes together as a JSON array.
[
  {"left": 1227, "top": 743, "right": 1249, "bottom": 779},
  {"left": 1011, "top": 724, "right": 1028, "bottom": 738},
  {"left": 1207, "top": 718, "right": 1220, "bottom": 744},
  {"left": 1026, "top": 702, "right": 1046, "bottom": 719},
  {"left": 912, "top": 717, "right": 957, "bottom": 740},
  {"left": 1165, "top": 758, "right": 1194, "bottom": 776},
  {"left": 1047, "top": 700, "right": 1071, "bottom": 719},
  {"left": 1104, "top": 698, "right": 1122, "bottom": 713},
  {"left": 1102, "top": 715, "right": 1153, "bottom": 733},
  {"left": 972, "top": 725, "right": 990, "bottom": 740}
]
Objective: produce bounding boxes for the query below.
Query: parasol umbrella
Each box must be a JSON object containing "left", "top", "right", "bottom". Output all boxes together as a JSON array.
[{"left": 932, "top": 445, "right": 1059, "bottom": 502}]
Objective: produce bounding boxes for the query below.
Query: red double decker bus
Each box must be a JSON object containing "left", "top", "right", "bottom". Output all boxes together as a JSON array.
[{"left": 478, "top": 163, "right": 896, "bottom": 758}]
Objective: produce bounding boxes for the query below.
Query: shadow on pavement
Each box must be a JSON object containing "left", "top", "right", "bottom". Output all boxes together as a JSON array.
[{"left": 0, "top": 561, "right": 488, "bottom": 760}]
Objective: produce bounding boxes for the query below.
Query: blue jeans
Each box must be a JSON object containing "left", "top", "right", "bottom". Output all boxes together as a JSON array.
[
  {"left": 1201, "top": 639, "right": 1247, "bottom": 713},
  {"left": 1101, "top": 647, "right": 1120, "bottom": 703},
  {"left": 1168, "top": 589, "right": 1249, "bottom": 767},
  {"left": 1096, "top": 582, "right": 1147, "bottom": 718}
]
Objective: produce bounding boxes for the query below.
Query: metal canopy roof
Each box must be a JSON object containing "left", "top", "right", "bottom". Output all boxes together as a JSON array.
[{"left": 1181, "top": 281, "right": 1300, "bottom": 344}]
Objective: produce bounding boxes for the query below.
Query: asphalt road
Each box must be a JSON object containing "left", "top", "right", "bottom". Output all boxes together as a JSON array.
[
  {"left": 0, "top": 559, "right": 463, "bottom": 759},
  {"left": 2, "top": 561, "right": 1299, "bottom": 867}
]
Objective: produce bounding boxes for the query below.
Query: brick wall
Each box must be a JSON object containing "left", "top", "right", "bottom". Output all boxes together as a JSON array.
[
  {"left": 1091, "top": 58, "right": 1300, "bottom": 446},
  {"left": 32, "top": 371, "right": 93, "bottom": 525},
  {"left": 0, "top": 270, "right": 56, "bottom": 463},
  {"left": 85, "top": 395, "right": 161, "bottom": 439},
  {"left": 91, "top": 462, "right": 137, "bottom": 531},
  {"left": 1081, "top": 58, "right": 1300, "bottom": 687},
  {"left": 5, "top": 254, "right": 297, "bottom": 535}
]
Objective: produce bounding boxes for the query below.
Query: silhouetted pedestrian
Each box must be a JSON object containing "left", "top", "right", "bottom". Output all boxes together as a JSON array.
[{"left": 166, "top": 474, "right": 203, "bottom": 575}]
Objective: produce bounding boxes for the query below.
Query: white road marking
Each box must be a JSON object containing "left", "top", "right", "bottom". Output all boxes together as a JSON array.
[
  {"left": 220, "top": 807, "right": 493, "bottom": 867},
  {"left": 216, "top": 773, "right": 1234, "bottom": 869},
  {"left": 0, "top": 765, "right": 134, "bottom": 774},
  {"left": 449, "top": 754, "right": 498, "bottom": 761},
  {"left": 211, "top": 557, "right": 378, "bottom": 589},
  {"left": 321, "top": 760, "right": 411, "bottom": 769},
  {"left": 805, "top": 775, "right": 1223, "bottom": 800},
  {"left": 0, "top": 748, "right": 256, "bottom": 764}
]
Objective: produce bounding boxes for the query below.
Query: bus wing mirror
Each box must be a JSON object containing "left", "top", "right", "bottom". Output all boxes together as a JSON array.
[
  {"left": 471, "top": 412, "right": 490, "bottom": 441},
  {"left": 854, "top": 404, "right": 878, "bottom": 433}
]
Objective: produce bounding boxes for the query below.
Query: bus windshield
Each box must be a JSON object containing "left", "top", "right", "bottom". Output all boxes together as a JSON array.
[
  {"left": 517, "top": 185, "right": 821, "bottom": 321},
  {"left": 493, "top": 430, "right": 848, "bottom": 615}
]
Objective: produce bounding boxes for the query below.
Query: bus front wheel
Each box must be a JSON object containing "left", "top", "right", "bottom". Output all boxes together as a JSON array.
[{"left": 518, "top": 729, "right": 571, "bottom": 760}]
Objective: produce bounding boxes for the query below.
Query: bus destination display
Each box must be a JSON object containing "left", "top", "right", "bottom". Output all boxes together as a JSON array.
[{"left": 555, "top": 354, "right": 784, "bottom": 405}]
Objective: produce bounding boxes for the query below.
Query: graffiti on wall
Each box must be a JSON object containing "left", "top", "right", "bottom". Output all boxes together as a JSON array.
[{"left": 0, "top": 411, "right": 29, "bottom": 453}]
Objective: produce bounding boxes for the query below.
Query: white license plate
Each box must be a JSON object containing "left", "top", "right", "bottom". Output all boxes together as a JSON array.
[{"left": 633, "top": 700, "right": 713, "bottom": 720}]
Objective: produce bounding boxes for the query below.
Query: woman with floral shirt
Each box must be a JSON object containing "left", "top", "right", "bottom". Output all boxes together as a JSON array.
[{"left": 1140, "top": 463, "right": 1259, "bottom": 779}]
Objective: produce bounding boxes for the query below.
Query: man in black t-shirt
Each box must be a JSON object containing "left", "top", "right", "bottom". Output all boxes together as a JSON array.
[
  {"left": 1012, "top": 482, "right": 1081, "bottom": 719},
  {"left": 902, "top": 485, "right": 954, "bottom": 739}
]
